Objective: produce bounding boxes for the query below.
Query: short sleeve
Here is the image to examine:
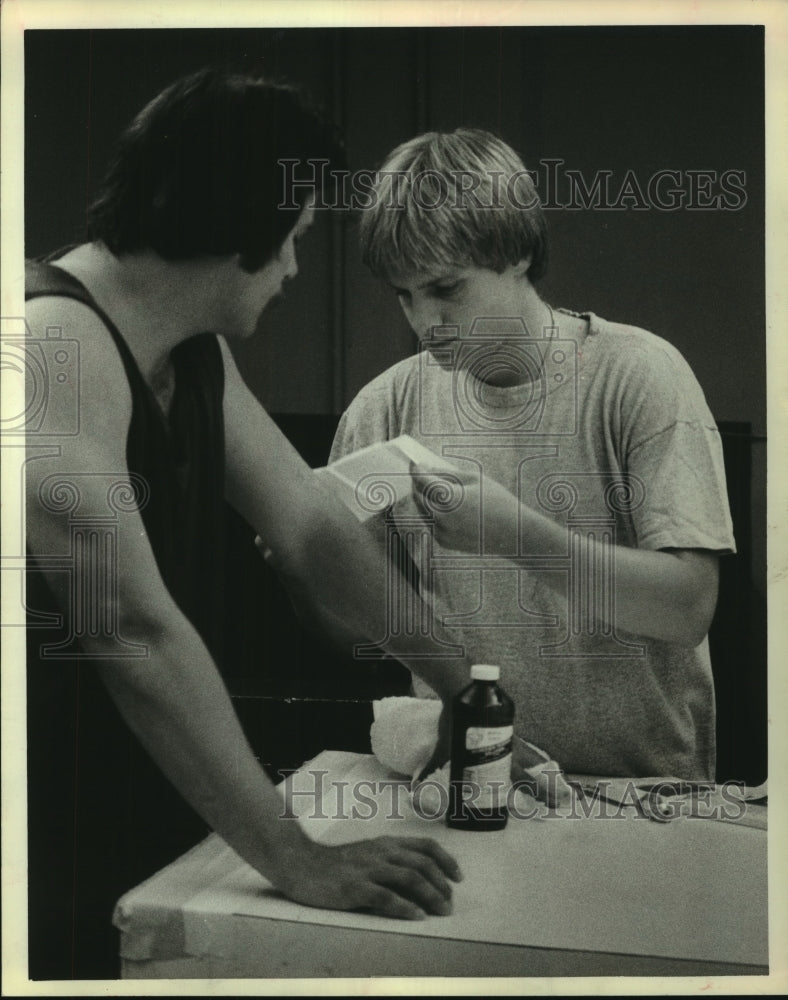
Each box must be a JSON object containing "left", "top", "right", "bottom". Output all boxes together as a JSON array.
[
  {"left": 618, "top": 337, "right": 736, "bottom": 554},
  {"left": 329, "top": 381, "right": 396, "bottom": 463}
]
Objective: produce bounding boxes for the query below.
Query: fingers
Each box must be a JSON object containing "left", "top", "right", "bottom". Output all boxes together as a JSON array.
[
  {"left": 403, "top": 837, "right": 463, "bottom": 883},
  {"left": 409, "top": 463, "right": 431, "bottom": 516},
  {"left": 402, "top": 854, "right": 453, "bottom": 901},
  {"left": 409, "top": 459, "right": 468, "bottom": 483},
  {"left": 339, "top": 871, "right": 433, "bottom": 922},
  {"left": 356, "top": 886, "right": 427, "bottom": 921},
  {"left": 374, "top": 837, "right": 462, "bottom": 917},
  {"left": 410, "top": 460, "right": 478, "bottom": 487},
  {"left": 409, "top": 462, "right": 430, "bottom": 491},
  {"left": 409, "top": 462, "right": 455, "bottom": 505},
  {"left": 378, "top": 863, "right": 452, "bottom": 917},
  {"left": 336, "top": 836, "right": 462, "bottom": 920},
  {"left": 409, "top": 462, "right": 481, "bottom": 551}
]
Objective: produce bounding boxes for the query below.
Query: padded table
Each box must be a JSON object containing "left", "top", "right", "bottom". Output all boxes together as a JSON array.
[{"left": 114, "top": 750, "right": 768, "bottom": 979}]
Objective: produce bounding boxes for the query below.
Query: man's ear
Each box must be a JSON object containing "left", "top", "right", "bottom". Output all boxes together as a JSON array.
[{"left": 513, "top": 256, "right": 532, "bottom": 278}]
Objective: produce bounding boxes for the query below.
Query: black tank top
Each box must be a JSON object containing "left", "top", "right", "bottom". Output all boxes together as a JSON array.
[
  {"left": 25, "top": 258, "right": 227, "bottom": 656},
  {"left": 24, "top": 257, "right": 229, "bottom": 979}
]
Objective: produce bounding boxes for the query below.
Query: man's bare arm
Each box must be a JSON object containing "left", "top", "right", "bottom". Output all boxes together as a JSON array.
[
  {"left": 219, "top": 337, "right": 470, "bottom": 702},
  {"left": 24, "top": 298, "right": 460, "bottom": 917}
]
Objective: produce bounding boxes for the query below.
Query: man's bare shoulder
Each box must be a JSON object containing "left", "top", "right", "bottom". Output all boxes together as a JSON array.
[
  {"left": 25, "top": 294, "right": 132, "bottom": 440},
  {"left": 27, "top": 292, "right": 117, "bottom": 339}
]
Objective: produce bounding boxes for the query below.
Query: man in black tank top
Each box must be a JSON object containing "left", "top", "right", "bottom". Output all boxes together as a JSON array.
[{"left": 24, "top": 68, "right": 469, "bottom": 980}]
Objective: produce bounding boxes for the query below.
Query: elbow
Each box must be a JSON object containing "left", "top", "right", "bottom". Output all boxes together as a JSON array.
[
  {"left": 668, "top": 595, "right": 717, "bottom": 648},
  {"left": 675, "top": 622, "right": 711, "bottom": 650},
  {"left": 255, "top": 511, "right": 327, "bottom": 576},
  {"left": 659, "top": 550, "right": 720, "bottom": 648},
  {"left": 89, "top": 600, "right": 185, "bottom": 658}
]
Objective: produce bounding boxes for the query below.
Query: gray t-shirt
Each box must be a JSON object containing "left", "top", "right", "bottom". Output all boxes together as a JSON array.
[{"left": 331, "top": 311, "right": 736, "bottom": 779}]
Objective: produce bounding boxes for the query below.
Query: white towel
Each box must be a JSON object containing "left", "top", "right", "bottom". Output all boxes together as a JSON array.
[
  {"left": 370, "top": 696, "right": 572, "bottom": 807},
  {"left": 370, "top": 696, "right": 442, "bottom": 780}
]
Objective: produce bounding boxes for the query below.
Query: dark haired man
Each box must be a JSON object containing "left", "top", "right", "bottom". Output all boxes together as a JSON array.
[{"left": 25, "top": 70, "right": 465, "bottom": 980}]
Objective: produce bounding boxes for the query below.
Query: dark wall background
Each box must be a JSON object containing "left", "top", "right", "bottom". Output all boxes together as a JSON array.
[
  {"left": 24, "top": 27, "right": 765, "bottom": 427},
  {"left": 24, "top": 27, "right": 766, "bottom": 783}
]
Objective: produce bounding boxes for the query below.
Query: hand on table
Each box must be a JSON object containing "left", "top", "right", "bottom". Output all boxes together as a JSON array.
[{"left": 281, "top": 835, "right": 462, "bottom": 920}]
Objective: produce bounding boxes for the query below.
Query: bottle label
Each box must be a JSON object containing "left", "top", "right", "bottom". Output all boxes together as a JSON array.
[{"left": 461, "top": 725, "right": 513, "bottom": 809}]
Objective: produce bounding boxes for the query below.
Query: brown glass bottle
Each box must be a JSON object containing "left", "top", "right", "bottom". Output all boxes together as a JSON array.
[{"left": 447, "top": 664, "right": 515, "bottom": 831}]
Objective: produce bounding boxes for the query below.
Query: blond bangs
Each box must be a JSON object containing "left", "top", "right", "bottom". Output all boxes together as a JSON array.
[{"left": 358, "top": 128, "right": 547, "bottom": 283}]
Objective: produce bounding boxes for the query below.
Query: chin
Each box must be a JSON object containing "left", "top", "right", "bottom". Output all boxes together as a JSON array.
[{"left": 265, "top": 293, "right": 284, "bottom": 313}]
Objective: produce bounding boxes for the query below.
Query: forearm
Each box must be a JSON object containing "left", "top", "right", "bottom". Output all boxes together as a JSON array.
[
  {"left": 488, "top": 501, "right": 716, "bottom": 646},
  {"left": 254, "top": 498, "right": 469, "bottom": 701},
  {"left": 590, "top": 543, "right": 716, "bottom": 646},
  {"left": 92, "top": 619, "right": 308, "bottom": 887},
  {"left": 84, "top": 614, "right": 462, "bottom": 918},
  {"left": 221, "top": 342, "right": 469, "bottom": 700}
]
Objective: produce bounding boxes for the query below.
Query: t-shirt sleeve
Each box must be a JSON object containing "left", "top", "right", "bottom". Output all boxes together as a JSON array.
[
  {"left": 619, "top": 339, "right": 736, "bottom": 554},
  {"left": 329, "top": 382, "right": 396, "bottom": 464}
]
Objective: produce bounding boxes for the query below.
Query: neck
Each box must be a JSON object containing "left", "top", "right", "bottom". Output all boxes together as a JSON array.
[{"left": 474, "top": 293, "right": 556, "bottom": 388}]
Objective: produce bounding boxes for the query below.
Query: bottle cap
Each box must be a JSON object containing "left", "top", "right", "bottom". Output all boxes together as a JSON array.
[{"left": 470, "top": 664, "right": 500, "bottom": 682}]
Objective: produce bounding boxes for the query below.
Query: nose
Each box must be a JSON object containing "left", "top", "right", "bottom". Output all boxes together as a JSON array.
[{"left": 285, "top": 249, "right": 298, "bottom": 281}]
